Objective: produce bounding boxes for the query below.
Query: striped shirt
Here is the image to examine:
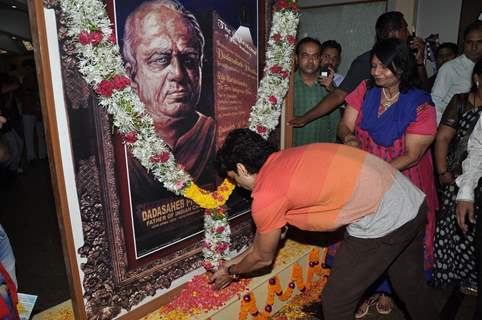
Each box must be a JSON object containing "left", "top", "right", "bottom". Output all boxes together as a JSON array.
[{"left": 251, "top": 144, "right": 425, "bottom": 238}]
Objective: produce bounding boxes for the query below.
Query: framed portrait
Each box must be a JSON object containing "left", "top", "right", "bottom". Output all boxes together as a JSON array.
[{"left": 30, "top": 0, "right": 273, "bottom": 319}]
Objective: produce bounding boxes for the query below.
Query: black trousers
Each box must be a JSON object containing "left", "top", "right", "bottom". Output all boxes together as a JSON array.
[
  {"left": 322, "top": 202, "right": 438, "bottom": 320},
  {"left": 475, "top": 206, "right": 482, "bottom": 320}
]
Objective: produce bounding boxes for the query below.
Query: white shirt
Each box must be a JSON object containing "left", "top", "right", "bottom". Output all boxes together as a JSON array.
[
  {"left": 456, "top": 116, "right": 482, "bottom": 202},
  {"left": 431, "top": 54, "right": 475, "bottom": 124},
  {"left": 334, "top": 73, "right": 344, "bottom": 87}
]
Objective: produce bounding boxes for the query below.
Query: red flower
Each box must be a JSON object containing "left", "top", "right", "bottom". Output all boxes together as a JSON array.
[
  {"left": 270, "top": 65, "right": 282, "bottom": 74},
  {"left": 216, "top": 242, "right": 229, "bottom": 253},
  {"left": 109, "top": 32, "right": 116, "bottom": 44},
  {"left": 287, "top": 35, "right": 296, "bottom": 45},
  {"left": 124, "top": 131, "right": 138, "bottom": 144},
  {"left": 272, "top": 33, "right": 282, "bottom": 42},
  {"left": 280, "top": 71, "right": 289, "bottom": 78},
  {"left": 278, "top": 0, "right": 289, "bottom": 9},
  {"left": 150, "top": 151, "right": 170, "bottom": 163},
  {"left": 112, "top": 75, "right": 130, "bottom": 90},
  {"left": 79, "top": 31, "right": 90, "bottom": 45},
  {"left": 289, "top": 2, "right": 299, "bottom": 11},
  {"left": 203, "top": 261, "right": 214, "bottom": 271},
  {"left": 256, "top": 125, "right": 267, "bottom": 134},
  {"left": 215, "top": 226, "right": 225, "bottom": 234},
  {"left": 95, "top": 80, "right": 114, "bottom": 96},
  {"left": 90, "top": 31, "right": 103, "bottom": 45},
  {"left": 268, "top": 95, "right": 277, "bottom": 105}
]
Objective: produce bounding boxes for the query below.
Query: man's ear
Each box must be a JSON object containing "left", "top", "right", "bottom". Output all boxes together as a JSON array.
[{"left": 236, "top": 163, "right": 248, "bottom": 176}]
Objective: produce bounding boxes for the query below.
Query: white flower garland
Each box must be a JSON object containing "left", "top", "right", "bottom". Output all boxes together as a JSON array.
[{"left": 58, "top": 0, "right": 299, "bottom": 268}]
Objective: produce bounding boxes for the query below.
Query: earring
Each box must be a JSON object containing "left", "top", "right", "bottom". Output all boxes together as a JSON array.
[{"left": 477, "top": 81, "right": 480, "bottom": 88}]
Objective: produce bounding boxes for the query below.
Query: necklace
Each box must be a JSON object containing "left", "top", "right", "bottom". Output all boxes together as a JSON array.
[{"left": 381, "top": 87, "right": 400, "bottom": 109}]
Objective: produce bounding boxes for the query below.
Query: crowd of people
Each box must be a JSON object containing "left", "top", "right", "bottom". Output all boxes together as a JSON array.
[
  {"left": 210, "top": 11, "right": 482, "bottom": 320},
  {"left": 0, "top": 59, "right": 45, "bottom": 318}
]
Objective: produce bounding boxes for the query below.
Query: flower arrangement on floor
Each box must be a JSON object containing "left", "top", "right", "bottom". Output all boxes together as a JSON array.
[
  {"left": 239, "top": 248, "right": 331, "bottom": 320},
  {"left": 58, "top": 0, "right": 299, "bottom": 269}
]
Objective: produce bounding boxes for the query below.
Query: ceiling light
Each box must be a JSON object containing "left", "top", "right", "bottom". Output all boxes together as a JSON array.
[
  {"left": 11, "top": 36, "right": 17, "bottom": 40},
  {"left": 11, "top": 5, "right": 17, "bottom": 9}
]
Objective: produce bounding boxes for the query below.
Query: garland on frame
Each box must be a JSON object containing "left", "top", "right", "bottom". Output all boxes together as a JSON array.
[{"left": 58, "top": 0, "right": 299, "bottom": 268}]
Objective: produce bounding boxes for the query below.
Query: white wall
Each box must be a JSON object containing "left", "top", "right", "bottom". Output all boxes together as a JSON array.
[{"left": 416, "top": 0, "right": 462, "bottom": 43}]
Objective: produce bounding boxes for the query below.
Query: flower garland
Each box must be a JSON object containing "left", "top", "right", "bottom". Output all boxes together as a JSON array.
[
  {"left": 58, "top": 0, "right": 299, "bottom": 268},
  {"left": 239, "top": 248, "right": 330, "bottom": 320}
]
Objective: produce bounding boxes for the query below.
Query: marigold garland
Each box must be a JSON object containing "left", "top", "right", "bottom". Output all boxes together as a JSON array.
[{"left": 239, "top": 248, "right": 331, "bottom": 320}]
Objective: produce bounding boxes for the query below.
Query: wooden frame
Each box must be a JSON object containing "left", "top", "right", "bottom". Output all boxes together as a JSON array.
[{"left": 28, "top": 0, "right": 272, "bottom": 319}]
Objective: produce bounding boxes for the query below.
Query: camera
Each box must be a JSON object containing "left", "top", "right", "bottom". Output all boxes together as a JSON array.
[{"left": 320, "top": 65, "right": 330, "bottom": 77}]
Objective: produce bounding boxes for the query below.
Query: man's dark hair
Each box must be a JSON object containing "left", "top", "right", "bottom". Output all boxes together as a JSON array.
[
  {"left": 375, "top": 11, "right": 405, "bottom": 42},
  {"left": 470, "top": 58, "right": 482, "bottom": 92},
  {"left": 464, "top": 20, "right": 482, "bottom": 39},
  {"left": 295, "top": 37, "right": 322, "bottom": 56},
  {"left": 368, "top": 38, "right": 415, "bottom": 92},
  {"left": 320, "top": 40, "right": 342, "bottom": 55},
  {"left": 216, "top": 128, "right": 278, "bottom": 177},
  {"left": 435, "top": 42, "right": 459, "bottom": 57}
]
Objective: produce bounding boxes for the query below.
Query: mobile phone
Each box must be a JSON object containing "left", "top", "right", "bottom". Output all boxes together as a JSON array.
[
  {"left": 408, "top": 32, "right": 418, "bottom": 54},
  {"left": 320, "top": 65, "right": 330, "bottom": 77}
]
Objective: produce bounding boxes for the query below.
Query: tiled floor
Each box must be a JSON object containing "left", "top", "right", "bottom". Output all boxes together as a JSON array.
[{"left": 0, "top": 159, "right": 477, "bottom": 318}]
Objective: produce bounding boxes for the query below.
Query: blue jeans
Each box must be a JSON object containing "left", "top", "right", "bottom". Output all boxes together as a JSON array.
[{"left": 0, "top": 225, "right": 16, "bottom": 288}]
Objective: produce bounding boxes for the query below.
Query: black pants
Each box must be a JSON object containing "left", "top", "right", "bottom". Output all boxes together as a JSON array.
[
  {"left": 322, "top": 202, "right": 437, "bottom": 320},
  {"left": 475, "top": 207, "right": 482, "bottom": 320}
]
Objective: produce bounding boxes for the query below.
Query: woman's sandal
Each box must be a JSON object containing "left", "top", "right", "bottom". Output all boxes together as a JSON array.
[
  {"left": 355, "top": 294, "right": 380, "bottom": 319},
  {"left": 375, "top": 293, "right": 393, "bottom": 315}
]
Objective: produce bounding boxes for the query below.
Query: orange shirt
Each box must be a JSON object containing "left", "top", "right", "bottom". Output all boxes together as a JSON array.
[{"left": 252, "top": 144, "right": 400, "bottom": 233}]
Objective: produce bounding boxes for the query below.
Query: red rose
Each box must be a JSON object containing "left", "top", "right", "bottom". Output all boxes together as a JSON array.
[
  {"left": 280, "top": 71, "right": 289, "bottom": 78},
  {"left": 268, "top": 95, "right": 277, "bottom": 105},
  {"left": 79, "top": 31, "right": 90, "bottom": 45},
  {"left": 215, "top": 226, "right": 225, "bottom": 233},
  {"left": 150, "top": 151, "right": 170, "bottom": 163},
  {"left": 256, "top": 125, "right": 267, "bottom": 134},
  {"left": 109, "top": 32, "right": 116, "bottom": 44},
  {"left": 90, "top": 31, "right": 103, "bottom": 45},
  {"left": 124, "top": 131, "right": 138, "bottom": 144},
  {"left": 95, "top": 80, "right": 114, "bottom": 96},
  {"left": 289, "top": 2, "right": 299, "bottom": 11},
  {"left": 272, "top": 33, "right": 282, "bottom": 42},
  {"left": 278, "top": 0, "right": 289, "bottom": 9},
  {"left": 112, "top": 75, "right": 130, "bottom": 90},
  {"left": 203, "top": 261, "right": 214, "bottom": 271},
  {"left": 216, "top": 242, "right": 229, "bottom": 253},
  {"left": 270, "top": 65, "right": 282, "bottom": 74},
  {"left": 287, "top": 35, "right": 296, "bottom": 45}
]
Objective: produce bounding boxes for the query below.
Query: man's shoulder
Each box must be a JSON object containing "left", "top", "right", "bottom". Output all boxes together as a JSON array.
[{"left": 353, "top": 50, "right": 372, "bottom": 64}]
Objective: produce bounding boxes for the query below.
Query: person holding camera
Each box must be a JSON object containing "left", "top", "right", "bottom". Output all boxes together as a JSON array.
[
  {"left": 292, "top": 37, "right": 343, "bottom": 146},
  {"left": 318, "top": 40, "right": 344, "bottom": 93}
]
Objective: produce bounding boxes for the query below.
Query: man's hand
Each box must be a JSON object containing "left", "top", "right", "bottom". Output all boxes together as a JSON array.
[
  {"left": 409, "top": 37, "right": 426, "bottom": 65},
  {"left": 318, "top": 66, "right": 336, "bottom": 92},
  {"left": 288, "top": 116, "right": 306, "bottom": 127},
  {"left": 456, "top": 200, "right": 475, "bottom": 233},
  {"left": 208, "top": 265, "right": 234, "bottom": 290}
]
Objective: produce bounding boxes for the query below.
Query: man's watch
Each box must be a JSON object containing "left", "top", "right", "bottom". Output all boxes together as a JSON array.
[{"left": 227, "top": 265, "right": 240, "bottom": 281}]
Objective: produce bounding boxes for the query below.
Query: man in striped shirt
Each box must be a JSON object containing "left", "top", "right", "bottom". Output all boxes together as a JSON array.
[{"left": 209, "top": 128, "right": 437, "bottom": 320}]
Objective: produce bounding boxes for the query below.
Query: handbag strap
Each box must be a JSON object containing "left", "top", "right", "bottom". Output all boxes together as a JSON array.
[{"left": 0, "top": 263, "right": 19, "bottom": 320}]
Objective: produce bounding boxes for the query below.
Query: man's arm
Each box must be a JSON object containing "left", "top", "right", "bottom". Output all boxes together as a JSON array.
[
  {"left": 208, "top": 228, "right": 281, "bottom": 290},
  {"left": 431, "top": 64, "right": 452, "bottom": 124},
  {"left": 455, "top": 117, "right": 482, "bottom": 233},
  {"left": 289, "top": 88, "right": 347, "bottom": 127}
]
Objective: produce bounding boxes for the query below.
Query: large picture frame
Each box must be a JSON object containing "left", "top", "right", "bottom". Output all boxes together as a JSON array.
[{"left": 28, "top": 0, "right": 273, "bottom": 319}]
